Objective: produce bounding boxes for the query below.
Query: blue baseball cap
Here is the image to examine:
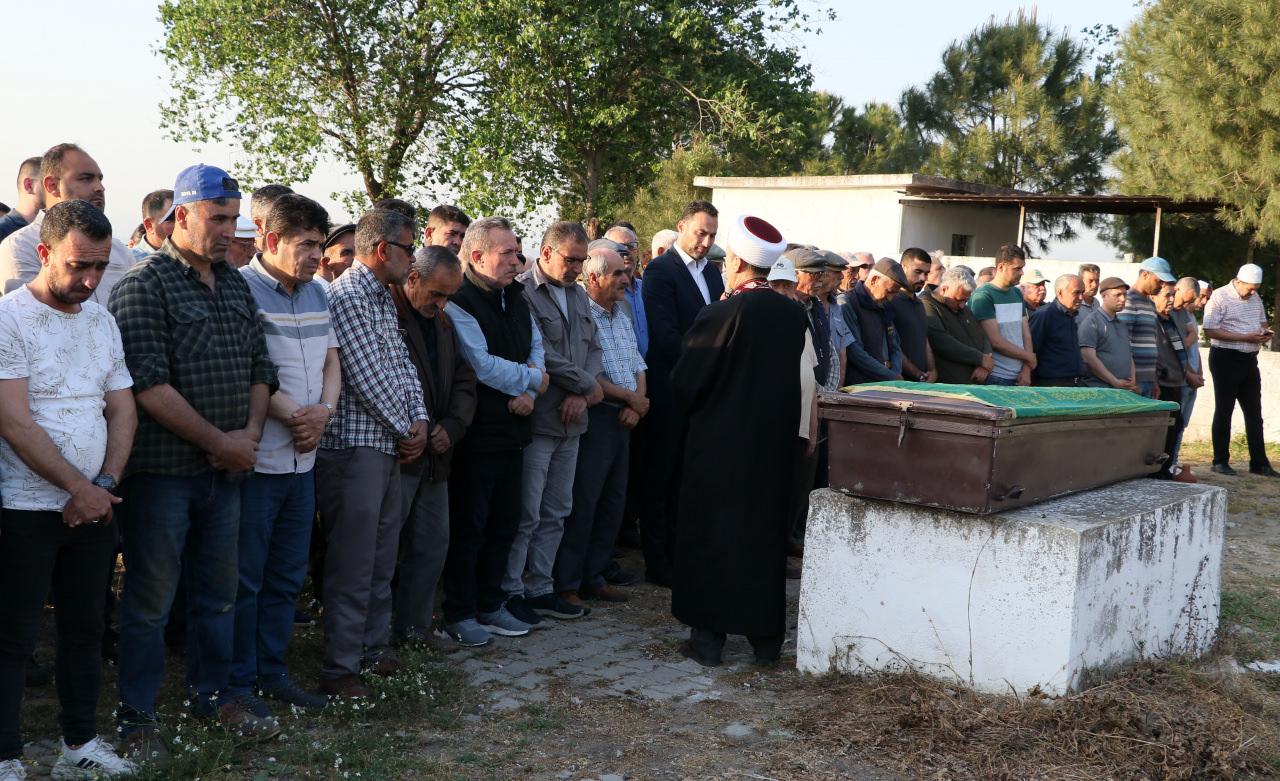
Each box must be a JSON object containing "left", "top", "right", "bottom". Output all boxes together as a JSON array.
[
  {"left": 162, "top": 164, "right": 242, "bottom": 222},
  {"left": 1139, "top": 256, "right": 1176, "bottom": 283}
]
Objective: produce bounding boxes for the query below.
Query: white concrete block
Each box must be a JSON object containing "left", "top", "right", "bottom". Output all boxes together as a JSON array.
[
  {"left": 797, "top": 481, "right": 1226, "bottom": 695},
  {"left": 1184, "top": 346, "right": 1280, "bottom": 443}
]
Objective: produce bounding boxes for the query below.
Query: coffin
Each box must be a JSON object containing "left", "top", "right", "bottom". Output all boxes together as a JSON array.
[{"left": 820, "top": 383, "right": 1180, "bottom": 514}]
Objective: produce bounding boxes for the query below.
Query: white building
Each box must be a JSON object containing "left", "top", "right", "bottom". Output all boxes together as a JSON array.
[{"left": 694, "top": 173, "right": 1217, "bottom": 284}]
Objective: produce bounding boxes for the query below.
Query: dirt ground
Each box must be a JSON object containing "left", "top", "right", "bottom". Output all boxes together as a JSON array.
[{"left": 12, "top": 437, "right": 1280, "bottom": 780}]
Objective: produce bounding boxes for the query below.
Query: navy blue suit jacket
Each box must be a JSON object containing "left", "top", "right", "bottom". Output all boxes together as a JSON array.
[{"left": 640, "top": 248, "right": 725, "bottom": 403}]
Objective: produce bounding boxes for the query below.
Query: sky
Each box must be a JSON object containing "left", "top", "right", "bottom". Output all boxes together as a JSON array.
[{"left": 0, "top": 0, "right": 1143, "bottom": 259}]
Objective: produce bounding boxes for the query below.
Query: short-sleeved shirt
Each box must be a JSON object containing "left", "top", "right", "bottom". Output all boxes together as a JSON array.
[
  {"left": 108, "top": 239, "right": 279, "bottom": 476},
  {"left": 1117, "top": 290, "right": 1158, "bottom": 383},
  {"left": 968, "top": 283, "right": 1027, "bottom": 380},
  {"left": 1077, "top": 307, "right": 1133, "bottom": 387},
  {"left": 0, "top": 211, "right": 28, "bottom": 244},
  {"left": 1171, "top": 307, "right": 1202, "bottom": 372},
  {"left": 588, "top": 297, "right": 646, "bottom": 394},
  {"left": 1203, "top": 283, "right": 1268, "bottom": 353},
  {"left": 0, "top": 286, "right": 133, "bottom": 510},
  {"left": 241, "top": 258, "right": 338, "bottom": 474}
]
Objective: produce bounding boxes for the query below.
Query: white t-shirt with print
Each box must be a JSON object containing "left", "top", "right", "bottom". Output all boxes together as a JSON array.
[{"left": 0, "top": 285, "right": 133, "bottom": 511}]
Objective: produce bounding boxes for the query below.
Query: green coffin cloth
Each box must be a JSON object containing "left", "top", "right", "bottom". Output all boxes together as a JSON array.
[{"left": 837, "top": 382, "right": 1181, "bottom": 419}]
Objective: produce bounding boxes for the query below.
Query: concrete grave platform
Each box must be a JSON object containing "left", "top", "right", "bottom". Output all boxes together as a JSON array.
[{"left": 797, "top": 481, "right": 1226, "bottom": 695}]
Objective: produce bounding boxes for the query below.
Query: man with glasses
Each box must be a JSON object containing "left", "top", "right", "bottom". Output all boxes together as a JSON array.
[
  {"left": 506, "top": 221, "right": 603, "bottom": 624},
  {"left": 315, "top": 209, "right": 429, "bottom": 697}
]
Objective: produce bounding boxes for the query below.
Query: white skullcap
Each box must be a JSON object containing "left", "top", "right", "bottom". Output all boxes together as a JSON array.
[
  {"left": 727, "top": 215, "right": 787, "bottom": 269},
  {"left": 235, "top": 214, "right": 257, "bottom": 239},
  {"left": 768, "top": 257, "right": 797, "bottom": 284},
  {"left": 1238, "top": 263, "right": 1264, "bottom": 285}
]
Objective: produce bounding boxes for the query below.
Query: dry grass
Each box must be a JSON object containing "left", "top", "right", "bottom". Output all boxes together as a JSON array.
[{"left": 789, "top": 662, "right": 1279, "bottom": 780}]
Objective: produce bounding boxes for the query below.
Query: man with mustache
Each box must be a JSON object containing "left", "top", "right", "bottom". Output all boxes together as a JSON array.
[
  {"left": 231, "top": 193, "right": 338, "bottom": 713},
  {"left": 109, "top": 164, "right": 279, "bottom": 755},
  {"left": 0, "top": 143, "right": 135, "bottom": 302}
]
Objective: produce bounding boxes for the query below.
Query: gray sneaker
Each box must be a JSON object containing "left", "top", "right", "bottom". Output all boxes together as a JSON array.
[
  {"left": 437, "top": 618, "right": 492, "bottom": 647},
  {"left": 476, "top": 607, "right": 532, "bottom": 637}
]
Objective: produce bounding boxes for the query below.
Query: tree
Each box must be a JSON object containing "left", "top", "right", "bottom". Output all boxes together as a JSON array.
[
  {"left": 459, "top": 0, "right": 819, "bottom": 223},
  {"left": 830, "top": 102, "right": 930, "bottom": 175},
  {"left": 159, "top": 0, "right": 481, "bottom": 209},
  {"left": 613, "top": 140, "right": 731, "bottom": 256},
  {"left": 902, "top": 11, "right": 1119, "bottom": 249},
  {"left": 1110, "top": 0, "right": 1279, "bottom": 334}
]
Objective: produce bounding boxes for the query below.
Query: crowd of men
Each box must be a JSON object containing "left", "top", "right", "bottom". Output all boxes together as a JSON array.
[{"left": 0, "top": 144, "right": 1274, "bottom": 780}]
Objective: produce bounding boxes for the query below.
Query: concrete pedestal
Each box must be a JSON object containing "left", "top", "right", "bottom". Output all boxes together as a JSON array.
[{"left": 797, "top": 481, "right": 1226, "bottom": 695}]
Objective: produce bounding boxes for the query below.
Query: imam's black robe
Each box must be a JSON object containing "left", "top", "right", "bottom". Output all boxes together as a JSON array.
[{"left": 669, "top": 287, "right": 808, "bottom": 637}]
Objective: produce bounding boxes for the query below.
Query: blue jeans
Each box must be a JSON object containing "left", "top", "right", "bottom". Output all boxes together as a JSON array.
[
  {"left": 117, "top": 472, "right": 241, "bottom": 723},
  {"left": 230, "top": 470, "right": 315, "bottom": 693},
  {"left": 985, "top": 374, "right": 1018, "bottom": 386},
  {"left": 1172, "top": 386, "right": 1197, "bottom": 465}
]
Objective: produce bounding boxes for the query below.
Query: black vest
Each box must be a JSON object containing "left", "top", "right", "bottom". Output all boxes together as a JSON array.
[{"left": 451, "top": 273, "right": 534, "bottom": 452}]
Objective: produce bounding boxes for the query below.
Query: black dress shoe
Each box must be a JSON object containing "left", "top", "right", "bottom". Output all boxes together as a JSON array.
[
  {"left": 680, "top": 641, "right": 722, "bottom": 668},
  {"left": 1210, "top": 463, "right": 1237, "bottom": 476},
  {"left": 1249, "top": 465, "right": 1280, "bottom": 477}
]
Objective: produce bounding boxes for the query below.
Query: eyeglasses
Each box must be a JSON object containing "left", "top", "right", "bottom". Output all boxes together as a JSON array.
[
  {"left": 384, "top": 240, "right": 416, "bottom": 256},
  {"left": 555, "top": 247, "right": 589, "bottom": 264}
]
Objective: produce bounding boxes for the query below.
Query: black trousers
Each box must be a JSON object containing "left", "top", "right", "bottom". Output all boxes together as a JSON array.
[
  {"left": 443, "top": 447, "right": 524, "bottom": 624},
  {"left": 555, "top": 406, "right": 630, "bottom": 593},
  {"left": 0, "top": 510, "right": 117, "bottom": 760},
  {"left": 1154, "top": 384, "right": 1185, "bottom": 479},
  {"left": 787, "top": 437, "right": 818, "bottom": 546},
  {"left": 1209, "top": 347, "right": 1271, "bottom": 469},
  {"left": 638, "top": 401, "right": 682, "bottom": 580}
]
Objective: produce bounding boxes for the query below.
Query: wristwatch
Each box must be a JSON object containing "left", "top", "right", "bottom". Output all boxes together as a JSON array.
[
  {"left": 92, "top": 473, "right": 119, "bottom": 494},
  {"left": 322, "top": 402, "right": 335, "bottom": 419}
]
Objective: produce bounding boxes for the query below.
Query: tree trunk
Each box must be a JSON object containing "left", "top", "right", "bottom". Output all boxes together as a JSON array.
[{"left": 1272, "top": 254, "right": 1279, "bottom": 352}]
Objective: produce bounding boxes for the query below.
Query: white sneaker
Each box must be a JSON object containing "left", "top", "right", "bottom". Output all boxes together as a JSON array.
[
  {"left": 51, "top": 737, "right": 138, "bottom": 779},
  {"left": 0, "top": 758, "right": 26, "bottom": 781}
]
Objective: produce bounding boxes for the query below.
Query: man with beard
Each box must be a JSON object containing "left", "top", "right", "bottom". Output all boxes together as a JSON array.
[
  {"left": 892, "top": 248, "right": 938, "bottom": 383},
  {"left": 0, "top": 200, "right": 139, "bottom": 779},
  {"left": 839, "top": 259, "right": 908, "bottom": 385},
  {"left": 638, "top": 201, "right": 723, "bottom": 586},
  {"left": 0, "top": 143, "right": 135, "bottom": 301},
  {"left": 670, "top": 214, "right": 806, "bottom": 667}
]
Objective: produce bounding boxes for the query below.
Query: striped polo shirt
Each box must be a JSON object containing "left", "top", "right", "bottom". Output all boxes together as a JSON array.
[
  {"left": 1118, "top": 290, "right": 1159, "bottom": 383},
  {"left": 1203, "top": 282, "right": 1268, "bottom": 353},
  {"left": 242, "top": 257, "right": 338, "bottom": 473}
]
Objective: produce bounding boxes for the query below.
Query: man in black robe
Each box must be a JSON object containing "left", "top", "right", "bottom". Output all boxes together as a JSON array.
[{"left": 669, "top": 214, "right": 808, "bottom": 666}]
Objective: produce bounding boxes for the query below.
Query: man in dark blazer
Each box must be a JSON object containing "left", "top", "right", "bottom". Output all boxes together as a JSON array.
[
  {"left": 389, "top": 245, "right": 477, "bottom": 646},
  {"left": 638, "top": 201, "right": 723, "bottom": 585}
]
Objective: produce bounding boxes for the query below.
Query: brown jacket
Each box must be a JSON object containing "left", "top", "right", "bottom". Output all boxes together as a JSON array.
[{"left": 390, "top": 285, "right": 478, "bottom": 481}]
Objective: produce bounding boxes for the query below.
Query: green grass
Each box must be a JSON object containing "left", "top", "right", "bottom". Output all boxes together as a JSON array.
[
  {"left": 1220, "top": 588, "right": 1280, "bottom": 663},
  {"left": 1179, "top": 434, "right": 1280, "bottom": 465}
]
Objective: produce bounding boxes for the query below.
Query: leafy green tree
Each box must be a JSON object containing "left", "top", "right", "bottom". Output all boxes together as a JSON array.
[
  {"left": 159, "top": 0, "right": 481, "bottom": 209},
  {"left": 1110, "top": 0, "right": 1280, "bottom": 330},
  {"left": 903, "top": 11, "right": 1119, "bottom": 248},
  {"left": 459, "top": 0, "right": 819, "bottom": 223}
]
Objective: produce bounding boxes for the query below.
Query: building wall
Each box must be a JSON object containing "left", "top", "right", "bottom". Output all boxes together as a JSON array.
[
  {"left": 899, "top": 202, "right": 1020, "bottom": 258},
  {"left": 707, "top": 185, "right": 905, "bottom": 256}
]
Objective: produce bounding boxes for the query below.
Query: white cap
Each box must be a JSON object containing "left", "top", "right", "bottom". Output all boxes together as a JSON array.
[
  {"left": 768, "top": 257, "right": 798, "bottom": 284},
  {"left": 235, "top": 214, "right": 257, "bottom": 239},
  {"left": 1023, "top": 268, "right": 1047, "bottom": 284},
  {"left": 726, "top": 215, "right": 787, "bottom": 269},
  {"left": 1198, "top": 279, "right": 1211, "bottom": 290},
  {"left": 1238, "top": 263, "right": 1264, "bottom": 285}
]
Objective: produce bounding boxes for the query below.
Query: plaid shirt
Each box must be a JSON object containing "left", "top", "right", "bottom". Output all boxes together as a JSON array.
[
  {"left": 108, "top": 239, "right": 278, "bottom": 476},
  {"left": 588, "top": 297, "right": 646, "bottom": 393},
  {"left": 320, "top": 261, "right": 427, "bottom": 455}
]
